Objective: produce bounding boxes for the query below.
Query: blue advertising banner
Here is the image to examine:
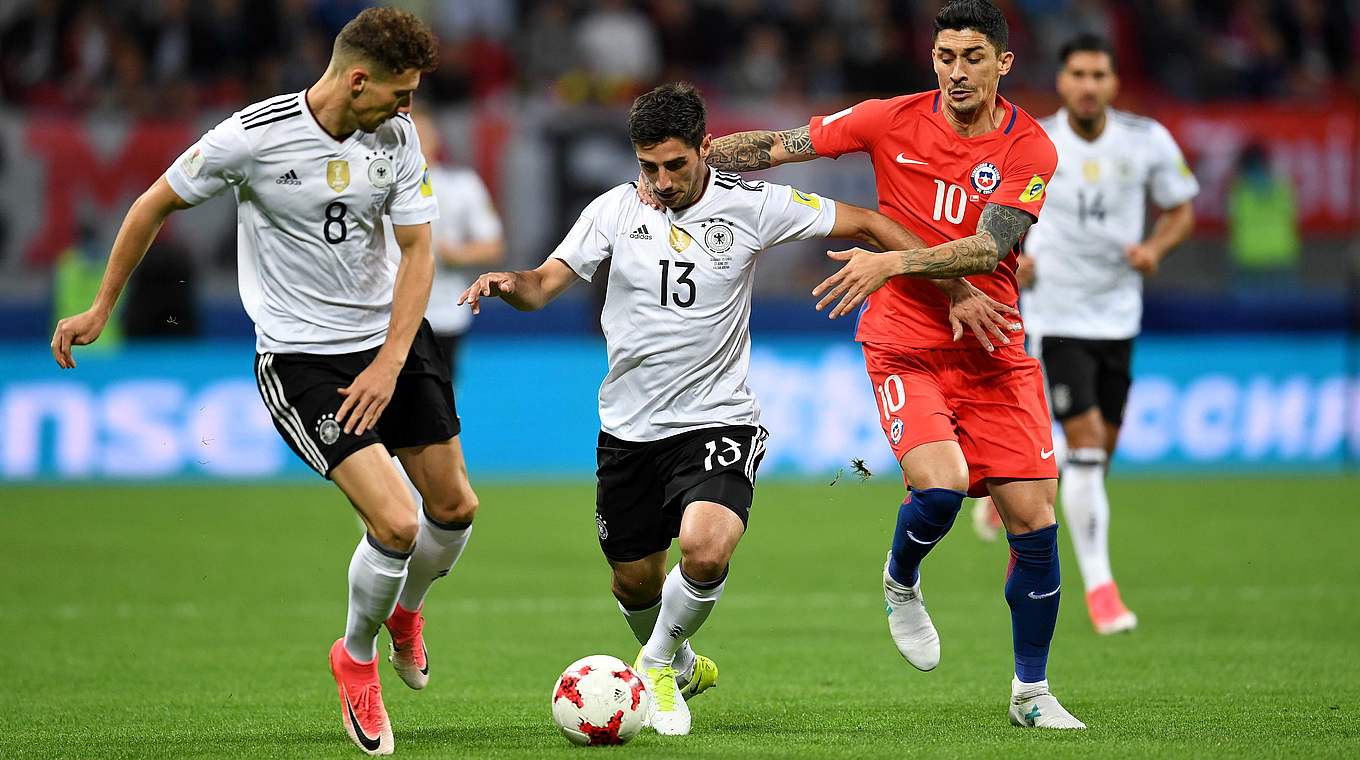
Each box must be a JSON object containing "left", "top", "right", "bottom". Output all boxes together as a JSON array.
[{"left": 0, "top": 335, "right": 1354, "bottom": 482}]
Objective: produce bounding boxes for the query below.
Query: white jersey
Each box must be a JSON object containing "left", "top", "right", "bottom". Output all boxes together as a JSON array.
[
  {"left": 383, "top": 165, "right": 502, "bottom": 336},
  {"left": 165, "top": 91, "right": 439, "bottom": 354},
  {"left": 1024, "top": 109, "right": 1198, "bottom": 340},
  {"left": 552, "top": 170, "right": 836, "bottom": 442}
]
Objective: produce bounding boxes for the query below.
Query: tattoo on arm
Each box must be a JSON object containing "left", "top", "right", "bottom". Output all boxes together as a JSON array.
[
  {"left": 977, "top": 203, "right": 1034, "bottom": 258},
  {"left": 778, "top": 125, "right": 815, "bottom": 158},
  {"left": 708, "top": 126, "right": 817, "bottom": 171},
  {"left": 708, "top": 131, "right": 777, "bottom": 171},
  {"left": 898, "top": 236, "right": 999, "bottom": 277}
]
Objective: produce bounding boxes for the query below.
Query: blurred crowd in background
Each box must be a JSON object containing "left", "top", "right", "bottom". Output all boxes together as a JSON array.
[
  {"left": 0, "top": 0, "right": 1356, "bottom": 341},
  {"left": 3, "top": 0, "right": 1357, "bottom": 113}
]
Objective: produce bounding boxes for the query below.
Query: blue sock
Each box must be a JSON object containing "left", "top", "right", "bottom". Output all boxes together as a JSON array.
[
  {"left": 887, "top": 487, "right": 965, "bottom": 586},
  {"left": 1005, "top": 524, "right": 1061, "bottom": 683}
]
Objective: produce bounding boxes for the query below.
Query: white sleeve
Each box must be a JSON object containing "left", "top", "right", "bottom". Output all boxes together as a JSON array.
[
  {"left": 756, "top": 182, "right": 838, "bottom": 249},
  {"left": 389, "top": 120, "right": 440, "bottom": 226},
  {"left": 163, "top": 117, "right": 251, "bottom": 205},
  {"left": 549, "top": 190, "right": 618, "bottom": 282},
  {"left": 1147, "top": 122, "right": 1200, "bottom": 209},
  {"left": 462, "top": 172, "right": 503, "bottom": 241}
]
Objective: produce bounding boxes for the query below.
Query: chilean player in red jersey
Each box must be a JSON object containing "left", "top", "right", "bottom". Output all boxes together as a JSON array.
[{"left": 698, "top": 1, "right": 1083, "bottom": 729}]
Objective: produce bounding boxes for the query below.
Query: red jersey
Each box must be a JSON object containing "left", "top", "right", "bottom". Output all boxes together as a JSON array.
[{"left": 809, "top": 92, "right": 1058, "bottom": 349}]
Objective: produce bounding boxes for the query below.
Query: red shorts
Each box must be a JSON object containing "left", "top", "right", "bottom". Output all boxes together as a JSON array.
[{"left": 862, "top": 342, "right": 1057, "bottom": 497}]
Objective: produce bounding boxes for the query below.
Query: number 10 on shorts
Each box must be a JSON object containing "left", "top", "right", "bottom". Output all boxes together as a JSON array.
[{"left": 876, "top": 375, "right": 905, "bottom": 421}]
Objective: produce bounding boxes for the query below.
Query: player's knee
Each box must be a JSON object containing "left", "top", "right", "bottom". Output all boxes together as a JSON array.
[
  {"left": 425, "top": 485, "right": 478, "bottom": 526},
  {"left": 1006, "top": 510, "right": 1056, "bottom": 535},
  {"left": 371, "top": 512, "right": 419, "bottom": 553},
  {"left": 678, "top": 548, "right": 730, "bottom": 584}
]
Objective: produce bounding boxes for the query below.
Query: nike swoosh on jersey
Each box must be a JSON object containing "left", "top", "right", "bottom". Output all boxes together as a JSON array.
[
  {"left": 1040, "top": 449, "right": 1055, "bottom": 460},
  {"left": 895, "top": 154, "right": 929, "bottom": 165},
  {"left": 343, "top": 688, "right": 383, "bottom": 751},
  {"left": 1028, "top": 586, "right": 1061, "bottom": 600}
]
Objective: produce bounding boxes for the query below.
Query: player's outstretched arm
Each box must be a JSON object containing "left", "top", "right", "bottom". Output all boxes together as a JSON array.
[
  {"left": 458, "top": 258, "right": 579, "bottom": 314},
  {"left": 812, "top": 203, "right": 1018, "bottom": 319},
  {"left": 707, "top": 126, "right": 819, "bottom": 172},
  {"left": 50, "top": 176, "right": 192, "bottom": 368}
]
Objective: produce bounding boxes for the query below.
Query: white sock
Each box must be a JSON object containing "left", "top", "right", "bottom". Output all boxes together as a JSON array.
[
  {"left": 396, "top": 508, "right": 472, "bottom": 612},
  {"left": 1060, "top": 448, "right": 1113, "bottom": 591},
  {"left": 618, "top": 597, "right": 697, "bottom": 676},
  {"left": 344, "top": 534, "right": 410, "bottom": 662},
  {"left": 640, "top": 564, "right": 726, "bottom": 671}
]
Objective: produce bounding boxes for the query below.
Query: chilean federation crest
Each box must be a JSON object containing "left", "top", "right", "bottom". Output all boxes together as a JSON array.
[{"left": 970, "top": 161, "right": 1001, "bottom": 195}]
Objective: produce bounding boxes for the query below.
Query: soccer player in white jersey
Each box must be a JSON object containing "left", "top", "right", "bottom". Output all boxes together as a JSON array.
[
  {"left": 460, "top": 83, "right": 995, "bottom": 737},
  {"left": 50, "top": 9, "right": 477, "bottom": 755},
  {"left": 975, "top": 34, "right": 1199, "bottom": 635}
]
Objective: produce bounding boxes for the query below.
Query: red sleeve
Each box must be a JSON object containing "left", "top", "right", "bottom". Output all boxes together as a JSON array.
[
  {"left": 808, "top": 98, "right": 891, "bottom": 159},
  {"left": 993, "top": 129, "right": 1059, "bottom": 219}
]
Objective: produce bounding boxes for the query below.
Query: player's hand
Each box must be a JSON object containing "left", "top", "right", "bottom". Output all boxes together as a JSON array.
[
  {"left": 336, "top": 359, "right": 401, "bottom": 436},
  {"left": 1126, "top": 243, "right": 1161, "bottom": 276},
  {"left": 813, "top": 247, "right": 900, "bottom": 319},
  {"left": 634, "top": 171, "right": 663, "bottom": 210},
  {"left": 50, "top": 308, "right": 110, "bottom": 369},
  {"left": 1015, "top": 253, "right": 1036, "bottom": 289},
  {"left": 939, "top": 278, "right": 1020, "bottom": 353},
  {"left": 458, "top": 272, "right": 517, "bottom": 315}
]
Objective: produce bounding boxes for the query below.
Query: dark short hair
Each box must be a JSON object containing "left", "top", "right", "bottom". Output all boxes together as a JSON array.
[
  {"left": 628, "top": 83, "right": 706, "bottom": 150},
  {"left": 335, "top": 7, "right": 439, "bottom": 76},
  {"left": 934, "top": 0, "right": 1009, "bottom": 54},
  {"left": 1059, "top": 33, "right": 1118, "bottom": 71}
]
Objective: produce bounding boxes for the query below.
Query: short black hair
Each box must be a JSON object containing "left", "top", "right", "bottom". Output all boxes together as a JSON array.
[
  {"left": 934, "top": 0, "right": 1009, "bottom": 54},
  {"left": 628, "top": 82, "right": 706, "bottom": 150},
  {"left": 1059, "top": 33, "right": 1118, "bottom": 71}
]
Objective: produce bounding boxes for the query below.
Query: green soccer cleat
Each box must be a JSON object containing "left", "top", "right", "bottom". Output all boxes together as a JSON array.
[
  {"left": 634, "top": 651, "right": 691, "bottom": 735},
  {"left": 679, "top": 653, "right": 718, "bottom": 700}
]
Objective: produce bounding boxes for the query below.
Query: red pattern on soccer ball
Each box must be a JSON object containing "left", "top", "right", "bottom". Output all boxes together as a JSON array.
[
  {"left": 579, "top": 710, "right": 625, "bottom": 745},
  {"left": 613, "top": 668, "right": 647, "bottom": 710},
  {"left": 554, "top": 674, "right": 585, "bottom": 708}
]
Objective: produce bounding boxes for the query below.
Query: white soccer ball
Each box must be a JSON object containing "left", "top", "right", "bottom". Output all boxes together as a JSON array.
[{"left": 550, "top": 655, "right": 651, "bottom": 746}]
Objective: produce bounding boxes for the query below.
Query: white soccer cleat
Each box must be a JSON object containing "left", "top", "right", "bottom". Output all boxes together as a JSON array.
[
  {"left": 883, "top": 554, "right": 941, "bottom": 671},
  {"left": 1009, "top": 678, "right": 1087, "bottom": 729},
  {"left": 635, "top": 653, "right": 691, "bottom": 736},
  {"left": 971, "top": 497, "right": 1003, "bottom": 542}
]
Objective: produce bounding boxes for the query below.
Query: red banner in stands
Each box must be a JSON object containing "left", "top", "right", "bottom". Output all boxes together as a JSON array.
[{"left": 1157, "top": 102, "right": 1359, "bottom": 235}]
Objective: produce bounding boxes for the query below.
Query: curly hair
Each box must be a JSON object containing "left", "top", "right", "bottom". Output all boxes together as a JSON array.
[{"left": 334, "top": 7, "right": 438, "bottom": 75}]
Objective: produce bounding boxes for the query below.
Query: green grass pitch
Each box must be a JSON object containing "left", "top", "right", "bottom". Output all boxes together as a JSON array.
[{"left": 3, "top": 476, "right": 1358, "bottom": 758}]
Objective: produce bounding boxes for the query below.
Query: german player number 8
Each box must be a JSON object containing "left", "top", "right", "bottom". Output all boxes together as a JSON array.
[
  {"left": 876, "top": 374, "right": 906, "bottom": 421},
  {"left": 323, "top": 201, "right": 348, "bottom": 244},
  {"left": 931, "top": 180, "right": 967, "bottom": 224},
  {"left": 703, "top": 437, "right": 743, "bottom": 471}
]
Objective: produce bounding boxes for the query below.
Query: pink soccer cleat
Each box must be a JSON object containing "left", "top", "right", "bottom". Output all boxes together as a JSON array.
[
  {"left": 329, "top": 638, "right": 394, "bottom": 756},
  {"left": 385, "top": 603, "right": 429, "bottom": 690},
  {"left": 1086, "top": 581, "right": 1137, "bottom": 635}
]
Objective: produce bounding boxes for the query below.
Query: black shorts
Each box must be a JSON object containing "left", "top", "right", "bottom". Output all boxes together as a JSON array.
[
  {"left": 595, "top": 425, "right": 769, "bottom": 563},
  {"left": 254, "top": 320, "right": 460, "bottom": 478},
  {"left": 1040, "top": 336, "right": 1134, "bottom": 426}
]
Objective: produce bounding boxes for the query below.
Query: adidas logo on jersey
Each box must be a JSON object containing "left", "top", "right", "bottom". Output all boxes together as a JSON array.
[
  {"left": 629, "top": 224, "right": 652, "bottom": 240},
  {"left": 275, "top": 169, "right": 302, "bottom": 186}
]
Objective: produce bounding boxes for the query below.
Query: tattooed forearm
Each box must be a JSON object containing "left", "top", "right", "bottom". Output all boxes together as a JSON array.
[
  {"left": 898, "top": 236, "right": 999, "bottom": 277},
  {"left": 977, "top": 203, "right": 1034, "bottom": 258},
  {"left": 708, "top": 131, "right": 777, "bottom": 171},
  {"left": 708, "top": 127, "right": 818, "bottom": 171},
  {"left": 778, "top": 125, "right": 814, "bottom": 157}
]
